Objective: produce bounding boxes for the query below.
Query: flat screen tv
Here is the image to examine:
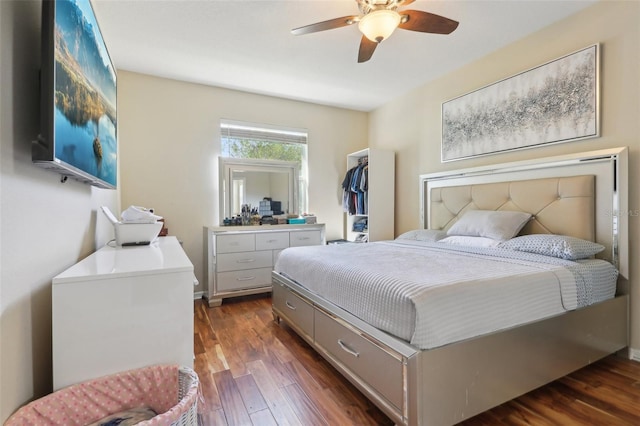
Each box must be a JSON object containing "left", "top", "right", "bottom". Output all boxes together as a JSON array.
[{"left": 34, "top": 0, "right": 117, "bottom": 189}]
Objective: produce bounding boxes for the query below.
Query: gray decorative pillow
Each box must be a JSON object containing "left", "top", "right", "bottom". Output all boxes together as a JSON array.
[
  {"left": 396, "top": 229, "right": 447, "bottom": 242},
  {"left": 498, "top": 234, "right": 605, "bottom": 260},
  {"left": 446, "top": 210, "right": 532, "bottom": 241}
]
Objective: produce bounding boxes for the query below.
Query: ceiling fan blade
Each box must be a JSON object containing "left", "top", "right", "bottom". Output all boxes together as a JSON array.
[
  {"left": 291, "top": 15, "right": 359, "bottom": 35},
  {"left": 358, "top": 36, "right": 378, "bottom": 63},
  {"left": 398, "top": 10, "right": 459, "bottom": 34}
]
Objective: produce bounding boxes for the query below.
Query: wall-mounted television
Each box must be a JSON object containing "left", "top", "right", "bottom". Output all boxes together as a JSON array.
[{"left": 33, "top": 0, "right": 117, "bottom": 189}]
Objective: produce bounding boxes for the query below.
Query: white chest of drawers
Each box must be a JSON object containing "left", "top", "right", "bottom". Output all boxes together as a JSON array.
[
  {"left": 52, "top": 237, "right": 196, "bottom": 390},
  {"left": 204, "top": 224, "right": 325, "bottom": 307}
]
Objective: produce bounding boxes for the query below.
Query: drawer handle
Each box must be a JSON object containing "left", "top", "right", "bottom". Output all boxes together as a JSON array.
[
  {"left": 236, "top": 259, "right": 255, "bottom": 263},
  {"left": 297, "top": 237, "right": 310, "bottom": 241},
  {"left": 267, "top": 239, "right": 278, "bottom": 243},
  {"left": 285, "top": 301, "right": 297, "bottom": 310},
  {"left": 338, "top": 339, "right": 360, "bottom": 358},
  {"left": 236, "top": 276, "right": 256, "bottom": 281}
]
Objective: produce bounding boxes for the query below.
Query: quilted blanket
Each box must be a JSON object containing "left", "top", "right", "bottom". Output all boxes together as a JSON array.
[{"left": 274, "top": 240, "right": 617, "bottom": 349}]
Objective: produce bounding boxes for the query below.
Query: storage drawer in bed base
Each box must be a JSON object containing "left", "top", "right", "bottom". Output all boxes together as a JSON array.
[
  {"left": 272, "top": 281, "right": 314, "bottom": 344},
  {"left": 275, "top": 307, "right": 409, "bottom": 424},
  {"left": 314, "top": 306, "right": 407, "bottom": 418},
  {"left": 272, "top": 273, "right": 411, "bottom": 425}
]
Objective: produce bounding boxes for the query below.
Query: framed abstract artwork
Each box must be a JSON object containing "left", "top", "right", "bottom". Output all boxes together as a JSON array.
[{"left": 442, "top": 45, "right": 599, "bottom": 162}]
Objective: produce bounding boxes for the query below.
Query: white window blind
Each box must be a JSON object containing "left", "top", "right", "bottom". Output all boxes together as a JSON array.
[{"left": 220, "top": 119, "right": 307, "bottom": 145}]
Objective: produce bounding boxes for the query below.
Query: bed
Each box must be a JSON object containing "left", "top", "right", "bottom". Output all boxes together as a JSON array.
[{"left": 271, "top": 147, "right": 629, "bottom": 425}]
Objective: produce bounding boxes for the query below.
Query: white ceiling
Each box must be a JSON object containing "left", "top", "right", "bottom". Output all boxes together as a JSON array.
[{"left": 92, "top": 0, "right": 597, "bottom": 112}]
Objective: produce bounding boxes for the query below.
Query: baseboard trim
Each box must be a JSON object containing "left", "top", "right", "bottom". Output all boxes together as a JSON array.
[
  {"left": 629, "top": 347, "right": 640, "bottom": 362},
  {"left": 193, "top": 291, "right": 205, "bottom": 300}
]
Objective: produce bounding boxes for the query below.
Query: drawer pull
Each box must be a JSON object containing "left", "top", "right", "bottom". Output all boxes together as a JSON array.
[
  {"left": 267, "top": 239, "right": 278, "bottom": 243},
  {"left": 297, "top": 237, "right": 310, "bottom": 241},
  {"left": 236, "top": 259, "right": 255, "bottom": 264},
  {"left": 285, "top": 301, "right": 297, "bottom": 310},
  {"left": 236, "top": 276, "right": 256, "bottom": 281},
  {"left": 338, "top": 339, "right": 360, "bottom": 358}
]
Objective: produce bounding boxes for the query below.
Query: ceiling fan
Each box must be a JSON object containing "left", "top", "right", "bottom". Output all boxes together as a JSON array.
[{"left": 291, "top": 0, "right": 459, "bottom": 63}]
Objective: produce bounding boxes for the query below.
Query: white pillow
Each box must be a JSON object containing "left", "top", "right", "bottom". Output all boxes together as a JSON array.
[
  {"left": 439, "top": 236, "right": 501, "bottom": 248},
  {"left": 396, "top": 229, "right": 447, "bottom": 242},
  {"left": 447, "top": 210, "right": 531, "bottom": 241},
  {"left": 498, "top": 234, "right": 605, "bottom": 260}
]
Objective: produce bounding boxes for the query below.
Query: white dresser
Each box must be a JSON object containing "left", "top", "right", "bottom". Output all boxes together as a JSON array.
[
  {"left": 52, "top": 236, "right": 196, "bottom": 390},
  {"left": 205, "top": 224, "right": 325, "bottom": 307}
]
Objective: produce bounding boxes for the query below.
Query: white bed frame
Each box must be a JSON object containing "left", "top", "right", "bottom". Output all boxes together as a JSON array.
[{"left": 272, "top": 147, "right": 629, "bottom": 425}]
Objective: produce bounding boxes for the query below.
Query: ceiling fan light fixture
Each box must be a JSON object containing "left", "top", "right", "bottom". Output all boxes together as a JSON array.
[{"left": 358, "top": 9, "right": 401, "bottom": 43}]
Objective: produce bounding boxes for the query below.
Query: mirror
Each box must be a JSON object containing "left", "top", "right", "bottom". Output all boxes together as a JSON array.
[{"left": 219, "top": 157, "right": 299, "bottom": 222}]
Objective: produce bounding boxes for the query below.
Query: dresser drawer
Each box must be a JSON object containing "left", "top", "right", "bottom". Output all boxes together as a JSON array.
[
  {"left": 290, "top": 230, "right": 322, "bottom": 247},
  {"left": 217, "top": 251, "right": 272, "bottom": 272},
  {"left": 256, "top": 232, "right": 289, "bottom": 250},
  {"left": 272, "top": 283, "right": 314, "bottom": 340},
  {"left": 216, "top": 268, "right": 272, "bottom": 292},
  {"left": 314, "top": 308, "right": 404, "bottom": 410},
  {"left": 216, "top": 234, "right": 255, "bottom": 253}
]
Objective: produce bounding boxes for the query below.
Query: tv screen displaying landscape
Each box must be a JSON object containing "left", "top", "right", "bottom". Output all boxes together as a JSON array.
[{"left": 54, "top": 0, "right": 117, "bottom": 187}]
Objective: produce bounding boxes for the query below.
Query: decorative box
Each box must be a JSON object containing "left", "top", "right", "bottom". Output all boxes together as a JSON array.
[{"left": 287, "top": 218, "right": 306, "bottom": 224}]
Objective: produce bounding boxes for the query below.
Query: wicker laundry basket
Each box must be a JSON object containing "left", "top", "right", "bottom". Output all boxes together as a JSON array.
[{"left": 5, "top": 365, "right": 200, "bottom": 426}]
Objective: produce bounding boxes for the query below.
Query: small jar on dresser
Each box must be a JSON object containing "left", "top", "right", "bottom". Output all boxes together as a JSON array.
[{"left": 204, "top": 224, "right": 326, "bottom": 307}]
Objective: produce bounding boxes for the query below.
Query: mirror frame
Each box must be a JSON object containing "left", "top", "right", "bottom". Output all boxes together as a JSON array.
[{"left": 219, "top": 157, "right": 299, "bottom": 223}]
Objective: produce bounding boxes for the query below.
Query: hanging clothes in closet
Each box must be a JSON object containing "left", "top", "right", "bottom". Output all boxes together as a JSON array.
[{"left": 341, "top": 157, "right": 369, "bottom": 215}]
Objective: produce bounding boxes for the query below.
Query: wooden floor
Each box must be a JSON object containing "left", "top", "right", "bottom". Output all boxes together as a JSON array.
[{"left": 194, "top": 294, "right": 640, "bottom": 425}]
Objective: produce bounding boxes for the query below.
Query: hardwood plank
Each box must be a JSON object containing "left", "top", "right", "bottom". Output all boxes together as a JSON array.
[
  {"left": 553, "top": 376, "right": 640, "bottom": 423},
  {"left": 193, "top": 331, "right": 205, "bottom": 356},
  {"left": 194, "top": 353, "right": 222, "bottom": 411},
  {"left": 266, "top": 322, "right": 304, "bottom": 364},
  {"left": 215, "top": 326, "right": 249, "bottom": 377},
  {"left": 195, "top": 301, "right": 224, "bottom": 376},
  {"left": 598, "top": 355, "right": 640, "bottom": 381},
  {"left": 321, "top": 386, "right": 394, "bottom": 426},
  {"left": 198, "top": 409, "right": 228, "bottom": 426},
  {"left": 195, "top": 301, "right": 219, "bottom": 344},
  {"left": 283, "top": 358, "right": 366, "bottom": 425},
  {"left": 515, "top": 385, "right": 613, "bottom": 425},
  {"left": 565, "top": 364, "right": 640, "bottom": 407},
  {"left": 234, "top": 374, "right": 269, "bottom": 414},
  {"left": 213, "top": 369, "right": 252, "bottom": 426},
  {"left": 245, "top": 359, "right": 302, "bottom": 426},
  {"left": 281, "top": 383, "right": 328, "bottom": 425},
  {"left": 249, "top": 408, "right": 278, "bottom": 426},
  {"left": 259, "top": 350, "right": 296, "bottom": 388}
]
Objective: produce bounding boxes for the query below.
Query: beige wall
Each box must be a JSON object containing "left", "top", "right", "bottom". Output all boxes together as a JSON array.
[
  {"left": 117, "top": 72, "right": 368, "bottom": 293},
  {"left": 0, "top": 1, "right": 119, "bottom": 422},
  {"left": 369, "top": 1, "right": 640, "bottom": 352}
]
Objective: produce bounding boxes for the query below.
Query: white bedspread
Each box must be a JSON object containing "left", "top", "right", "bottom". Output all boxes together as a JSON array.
[{"left": 274, "top": 240, "right": 617, "bottom": 349}]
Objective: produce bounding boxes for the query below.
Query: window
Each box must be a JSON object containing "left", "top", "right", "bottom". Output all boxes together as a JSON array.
[{"left": 220, "top": 120, "right": 309, "bottom": 217}]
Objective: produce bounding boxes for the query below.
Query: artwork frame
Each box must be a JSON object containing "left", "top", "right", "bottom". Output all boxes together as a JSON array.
[{"left": 441, "top": 44, "right": 599, "bottom": 162}]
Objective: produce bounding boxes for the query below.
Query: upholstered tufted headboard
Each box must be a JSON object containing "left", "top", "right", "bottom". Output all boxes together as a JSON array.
[
  {"left": 429, "top": 175, "right": 594, "bottom": 241},
  {"left": 419, "top": 147, "right": 629, "bottom": 279}
]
